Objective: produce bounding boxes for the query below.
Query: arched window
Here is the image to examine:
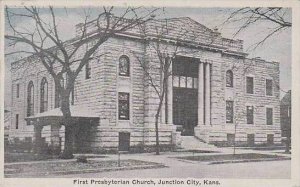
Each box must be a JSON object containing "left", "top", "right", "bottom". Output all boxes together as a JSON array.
[
  {"left": 226, "top": 70, "right": 233, "bottom": 87},
  {"left": 27, "top": 81, "right": 34, "bottom": 117},
  {"left": 119, "top": 55, "right": 130, "bottom": 76},
  {"left": 40, "top": 78, "right": 48, "bottom": 113}
]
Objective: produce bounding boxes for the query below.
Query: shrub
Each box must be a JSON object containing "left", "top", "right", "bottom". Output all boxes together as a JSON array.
[{"left": 76, "top": 156, "right": 88, "bottom": 163}]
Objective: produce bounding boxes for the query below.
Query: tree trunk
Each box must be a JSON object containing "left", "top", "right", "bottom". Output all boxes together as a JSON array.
[
  {"left": 155, "top": 113, "right": 160, "bottom": 155},
  {"left": 154, "top": 97, "right": 164, "bottom": 155},
  {"left": 233, "top": 124, "right": 237, "bottom": 156},
  {"left": 59, "top": 92, "right": 74, "bottom": 159},
  {"left": 61, "top": 124, "right": 74, "bottom": 159}
]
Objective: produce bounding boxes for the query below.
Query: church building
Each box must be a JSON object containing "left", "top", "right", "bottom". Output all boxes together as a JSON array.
[{"left": 8, "top": 17, "right": 281, "bottom": 153}]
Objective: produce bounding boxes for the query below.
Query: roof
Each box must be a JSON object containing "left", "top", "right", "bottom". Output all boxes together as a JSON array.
[
  {"left": 11, "top": 16, "right": 246, "bottom": 67},
  {"left": 26, "top": 105, "right": 99, "bottom": 119},
  {"left": 76, "top": 16, "right": 245, "bottom": 54}
]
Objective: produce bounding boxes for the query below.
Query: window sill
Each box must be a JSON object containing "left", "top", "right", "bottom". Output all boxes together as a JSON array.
[
  {"left": 119, "top": 75, "right": 130, "bottom": 78},
  {"left": 118, "top": 119, "right": 130, "bottom": 121}
]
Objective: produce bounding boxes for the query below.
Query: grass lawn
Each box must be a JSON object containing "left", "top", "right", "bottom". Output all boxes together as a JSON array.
[
  {"left": 5, "top": 159, "right": 163, "bottom": 177},
  {"left": 174, "top": 149, "right": 218, "bottom": 153},
  {"left": 238, "top": 146, "right": 287, "bottom": 151},
  {"left": 5, "top": 153, "right": 107, "bottom": 163},
  {"left": 175, "top": 153, "right": 286, "bottom": 162},
  {"left": 5, "top": 152, "right": 57, "bottom": 163}
]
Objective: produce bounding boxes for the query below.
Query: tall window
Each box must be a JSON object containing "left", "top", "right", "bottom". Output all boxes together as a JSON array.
[
  {"left": 118, "top": 92, "right": 130, "bottom": 120},
  {"left": 85, "top": 62, "right": 91, "bottom": 79},
  {"left": 266, "top": 79, "right": 273, "bottom": 96},
  {"left": 266, "top": 108, "right": 273, "bottom": 125},
  {"left": 172, "top": 58, "right": 198, "bottom": 89},
  {"left": 27, "top": 81, "right": 34, "bottom": 117},
  {"left": 16, "top": 84, "right": 19, "bottom": 98},
  {"left": 119, "top": 55, "right": 130, "bottom": 76},
  {"left": 226, "top": 101, "right": 234, "bottom": 123},
  {"left": 40, "top": 78, "right": 48, "bottom": 113},
  {"left": 15, "top": 114, "right": 19, "bottom": 129},
  {"left": 226, "top": 70, "right": 233, "bottom": 87},
  {"left": 246, "top": 76, "right": 254, "bottom": 94},
  {"left": 246, "top": 106, "right": 254, "bottom": 124}
]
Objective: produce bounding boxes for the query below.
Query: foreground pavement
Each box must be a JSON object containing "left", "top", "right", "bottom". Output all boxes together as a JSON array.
[
  {"left": 5, "top": 147, "right": 291, "bottom": 178},
  {"left": 56, "top": 147, "right": 291, "bottom": 179},
  {"left": 60, "top": 159, "right": 290, "bottom": 178}
]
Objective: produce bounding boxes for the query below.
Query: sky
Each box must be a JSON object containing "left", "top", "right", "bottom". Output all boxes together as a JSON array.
[{"left": 4, "top": 7, "right": 292, "bottom": 107}]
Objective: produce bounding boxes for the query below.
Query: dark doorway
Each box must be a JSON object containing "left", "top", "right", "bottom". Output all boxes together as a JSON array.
[
  {"left": 172, "top": 56, "right": 199, "bottom": 136},
  {"left": 173, "top": 88, "right": 198, "bottom": 136}
]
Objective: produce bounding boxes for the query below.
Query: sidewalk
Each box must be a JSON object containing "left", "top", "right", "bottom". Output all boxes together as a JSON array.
[
  {"left": 106, "top": 147, "right": 291, "bottom": 166},
  {"left": 56, "top": 147, "right": 291, "bottom": 178},
  {"left": 4, "top": 146, "right": 291, "bottom": 178},
  {"left": 5, "top": 146, "right": 291, "bottom": 166}
]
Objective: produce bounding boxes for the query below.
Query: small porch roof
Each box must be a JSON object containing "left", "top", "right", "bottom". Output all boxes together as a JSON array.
[{"left": 26, "top": 105, "right": 99, "bottom": 125}]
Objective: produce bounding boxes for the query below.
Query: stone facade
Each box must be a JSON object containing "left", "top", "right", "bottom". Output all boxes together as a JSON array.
[{"left": 8, "top": 17, "right": 281, "bottom": 153}]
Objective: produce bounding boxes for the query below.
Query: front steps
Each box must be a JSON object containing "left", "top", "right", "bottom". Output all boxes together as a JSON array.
[{"left": 179, "top": 136, "right": 216, "bottom": 151}]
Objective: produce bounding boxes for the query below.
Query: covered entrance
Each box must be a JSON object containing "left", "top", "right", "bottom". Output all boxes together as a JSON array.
[
  {"left": 172, "top": 56, "right": 199, "bottom": 136},
  {"left": 26, "top": 105, "right": 99, "bottom": 154}
]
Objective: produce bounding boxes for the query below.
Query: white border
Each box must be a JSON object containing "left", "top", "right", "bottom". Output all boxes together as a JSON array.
[{"left": 1, "top": 1, "right": 299, "bottom": 187}]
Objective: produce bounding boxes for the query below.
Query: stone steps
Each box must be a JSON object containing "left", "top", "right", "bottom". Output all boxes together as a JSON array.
[{"left": 180, "top": 136, "right": 216, "bottom": 150}]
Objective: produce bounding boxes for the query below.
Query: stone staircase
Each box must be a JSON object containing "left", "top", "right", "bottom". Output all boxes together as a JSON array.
[{"left": 179, "top": 136, "right": 216, "bottom": 151}]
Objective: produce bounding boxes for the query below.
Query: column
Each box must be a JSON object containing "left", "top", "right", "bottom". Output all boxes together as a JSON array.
[
  {"left": 198, "top": 62, "right": 204, "bottom": 125},
  {"left": 161, "top": 94, "right": 166, "bottom": 124},
  {"left": 167, "top": 60, "right": 173, "bottom": 124},
  {"left": 51, "top": 124, "right": 61, "bottom": 154},
  {"left": 33, "top": 123, "right": 43, "bottom": 154},
  {"left": 205, "top": 63, "right": 211, "bottom": 125}
]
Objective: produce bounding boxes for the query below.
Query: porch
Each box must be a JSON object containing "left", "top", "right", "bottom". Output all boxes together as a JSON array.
[{"left": 25, "top": 106, "right": 99, "bottom": 154}]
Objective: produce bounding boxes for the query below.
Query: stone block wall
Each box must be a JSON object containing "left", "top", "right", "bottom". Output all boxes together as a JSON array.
[
  {"left": 195, "top": 55, "right": 281, "bottom": 145},
  {"left": 9, "top": 28, "right": 282, "bottom": 152},
  {"left": 9, "top": 36, "right": 177, "bottom": 152}
]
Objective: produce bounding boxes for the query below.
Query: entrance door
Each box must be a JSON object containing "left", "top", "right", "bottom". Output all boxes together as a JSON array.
[
  {"left": 172, "top": 56, "right": 199, "bottom": 136},
  {"left": 173, "top": 87, "right": 198, "bottom": 136}
]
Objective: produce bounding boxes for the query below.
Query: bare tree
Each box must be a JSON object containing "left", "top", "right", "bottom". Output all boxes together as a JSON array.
[
  {"left": 132, "top": 17, "right": 199, "bottom": 155},
  {"left": 227, "top": 59, "right": 277, "bottom": 155},
  {"left": 5, "top": 6, "right": 157, "bottom": 158},
  {"left": 230, "top": 101, "right": 260, "bottom": 156},
  {"left": 223, "top": 7, "right": 291, "bottom": 49}
]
